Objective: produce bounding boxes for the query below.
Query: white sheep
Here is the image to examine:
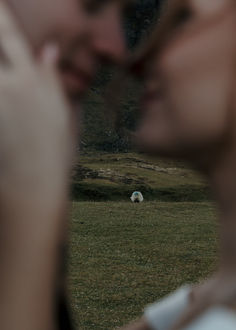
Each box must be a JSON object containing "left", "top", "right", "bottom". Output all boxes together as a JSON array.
[{"left": 130, "top": 191, "right": 144, "bottom": 203}]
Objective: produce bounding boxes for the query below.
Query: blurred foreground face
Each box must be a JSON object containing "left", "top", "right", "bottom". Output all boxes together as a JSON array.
[
  {"left": 8, "top": 0, "right": 85, "bottom": 49},
  {"left": 59, "top": 0, "right": 127, "bottom": 98},
  {"left": 8, "top": 0, "right": 127, "bottom": 98},
  {"left": 135, "top": 0, "right": 236, "bottom": 159}
]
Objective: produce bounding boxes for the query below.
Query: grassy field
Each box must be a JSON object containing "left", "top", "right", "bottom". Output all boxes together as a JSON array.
[
  {"left": 68, "top": 201, "right": 219, "bottom": 329},
  {"left": 72, "top": 153, "right": 209, "bottom": 202}
]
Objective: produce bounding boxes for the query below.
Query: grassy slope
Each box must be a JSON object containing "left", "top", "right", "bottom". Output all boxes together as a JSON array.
[
  {"left": 72, "top": 153, "right": 209, "bottom": 202},
  {"left": 69, "top": 201, "right": 218, "bottom": 329}
]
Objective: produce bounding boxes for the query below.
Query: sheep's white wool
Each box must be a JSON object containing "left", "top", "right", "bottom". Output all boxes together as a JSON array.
[{"left": 130, "top": 191, "right": 144, "bottom": 203}]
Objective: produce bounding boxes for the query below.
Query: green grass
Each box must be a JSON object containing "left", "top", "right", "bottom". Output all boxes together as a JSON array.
[
  {"left": 68, "top": 201, "right": 219, "bottom": 329},
  {"left": 72, "top": 153, "right": 209, "bottom": 202}
]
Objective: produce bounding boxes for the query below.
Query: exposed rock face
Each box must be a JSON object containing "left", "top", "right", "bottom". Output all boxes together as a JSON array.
[{"left": 72, "top": 165, "right": 99, "bottom": 180}]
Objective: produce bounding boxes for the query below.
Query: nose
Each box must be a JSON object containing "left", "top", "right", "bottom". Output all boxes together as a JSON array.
[
  {"left": 90, "top": 6, "right": 127, "bottom": 64},
  {"left": 57, "top": 0, "right": 89, "bottom": 48}
]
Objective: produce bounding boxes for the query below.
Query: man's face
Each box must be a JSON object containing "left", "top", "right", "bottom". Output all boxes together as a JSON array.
[
  {"left": 8, "top": 0, "right": 86, "bottom": 49},
  {"left": 9, "top": 0, "right": 129, "bottom": 98},
  {"left": 57, "top": 0, "right": 129, "bottom": 98}
]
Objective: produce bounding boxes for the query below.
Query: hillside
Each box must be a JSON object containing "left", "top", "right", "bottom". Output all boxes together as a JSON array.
[{"left": 71, "top": 153, "right": 210, "bottom": 202}]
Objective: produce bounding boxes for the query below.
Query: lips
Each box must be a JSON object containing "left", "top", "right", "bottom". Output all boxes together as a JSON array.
[{"left": 141, "top": 89, "right": 163, "bottom": 109}]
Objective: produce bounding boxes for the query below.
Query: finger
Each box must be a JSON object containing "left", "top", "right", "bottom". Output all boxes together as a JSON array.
[{"left": 0, "top": 2, "right": 34, "bottom": 68}]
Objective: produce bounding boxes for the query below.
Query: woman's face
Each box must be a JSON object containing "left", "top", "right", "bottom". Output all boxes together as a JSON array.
[{"left": 135, "top": 0, "right": 236, "bottom": 159}]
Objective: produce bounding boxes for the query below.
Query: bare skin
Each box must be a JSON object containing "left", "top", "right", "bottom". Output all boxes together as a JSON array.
[
  {"left": 0, "top": 6, "right": 73, "bottom": 328},
  {"left": 0, "top": 0, "right": 130, "bottom": 329},
  {"left": 121, "top": 0, "right": 236, "bottom": 329}
]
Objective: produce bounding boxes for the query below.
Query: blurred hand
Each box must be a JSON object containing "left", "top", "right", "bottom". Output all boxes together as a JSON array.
[
  {"left": 0, "top": 37, "right": 73, "bottom": 211},
  {"left": 0, "top": 11, "right": 74, "bottom": 330}
]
